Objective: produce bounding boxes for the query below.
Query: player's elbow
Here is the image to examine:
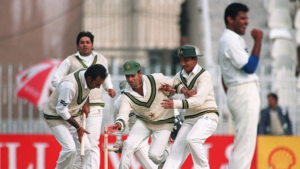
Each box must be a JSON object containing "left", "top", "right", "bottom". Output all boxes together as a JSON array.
[{"left": 241, "top": 55, "right": 259, "bottom": 74}]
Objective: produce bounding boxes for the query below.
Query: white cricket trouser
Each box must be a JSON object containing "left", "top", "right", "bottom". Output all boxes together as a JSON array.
[
  {"left": 84, "top": 108, "right": 103, "bottom": 169},
  {"left": 163, "top": 113, "right": 218, "bottom": 169},
  {"left": 227, "top": 82, "right": 260, "bottom": 169},
  {"left": 119, "top": 119, "right": 171, "bottom": 169},
  {"left": 134, "top": 138, "right": 158, "bottom": 169},
  {"left": 114, "top": 115, "right": 157, "bottom": 168},
  {"left": 51, "top": 124, "right": 91, "bottom": 169}
]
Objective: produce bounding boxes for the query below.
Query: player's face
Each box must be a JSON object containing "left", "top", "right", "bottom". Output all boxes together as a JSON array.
[
  {"left": 229, "top": 11, "right": 249, "bottom": 35},
  {"left": 179, "top": 57, "right": 197, "bottom": 74},
  {"left": 86, "top": 76, "right": 105, "bottom": 89},
  {"left": 125, "top": 71, "right": 142, "bottom": 88},
  {"left": 77, "top": 36, "right": 93, "bottom": 56}
]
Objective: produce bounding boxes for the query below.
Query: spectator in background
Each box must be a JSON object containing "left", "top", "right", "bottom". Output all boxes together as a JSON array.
[{"left": 258, "top": 93, "right": 293, "bottom": 135}]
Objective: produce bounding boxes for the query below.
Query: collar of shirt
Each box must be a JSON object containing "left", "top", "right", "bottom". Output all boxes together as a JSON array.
[
  {"left": 224, "top": 28, "right": 242, "bottom": 38},
  {"left": 75, "top": 51, "right": 97, "bottom": 64},
  {"left": 81, "top": 70, "right": 88, "bottom": 89},
  {"left": 181, "top": 64, "right": 200, "bottom": 79},
  {"left": 124, "top": 75, "right": 147, "bottom": 98},
  {"left": 75, "top": 51, "right": 97, "bottom": 57}
]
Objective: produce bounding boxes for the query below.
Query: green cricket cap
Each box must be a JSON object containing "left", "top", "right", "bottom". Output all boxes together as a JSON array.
[
  {"left": 119, "top": 80, "right": 127, "bottom": 92},
  {"left": 176, "top": 46, "right": 203, "bottom": 57},
  {"left": 123, "top": 61, "right": 141, "bottom": 75}
]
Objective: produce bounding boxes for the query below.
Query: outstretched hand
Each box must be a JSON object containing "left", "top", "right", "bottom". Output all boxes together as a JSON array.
[
  {"left": 161, "top": 99, "right": 174, "bottom": 109},
  {"left": 158, "top": 84, "right": 176, "bottom": 92},
  {"left": 108, "top": 89, "right": 116, "bottom": 98},
  {"left": 106, "top": 123, "right": 122, "bottom": 134}
]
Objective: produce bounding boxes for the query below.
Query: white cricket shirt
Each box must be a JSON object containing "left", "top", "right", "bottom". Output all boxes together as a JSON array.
[{"left": 218, "top": 29, "right": 258, "bottom": 87}]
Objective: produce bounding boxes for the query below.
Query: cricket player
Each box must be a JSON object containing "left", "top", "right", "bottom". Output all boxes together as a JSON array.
[
  {"left": 161, "top": 46, "right": 219, "bottom": 169},
  {"left": 44, "top": 64, "right": 107, "bottom": 168},
  {"left": 108, "top": 61, "right": 183, "bottom": 169},
  {"left": 112, "top": 80, "right": 157, "bottom": 168},
  {"left": 52, "top": 31, "right": 116, "bottom": 168},
  {"left": 218, "top": 3, "right": 262, "bottom": 169}
]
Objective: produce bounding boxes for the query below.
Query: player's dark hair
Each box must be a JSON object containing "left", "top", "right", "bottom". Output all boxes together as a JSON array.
[
  {"left": 224, "top": 3, "right": 249, "bottom": 25},
  {"left": 76, "top": 31, "right": 94, "bottom": 46},
  {"left": 268, "top": 93, "right": 278, "bottom": 102},
  {"left": 85, "top": 64, "right": 108, "bottom": 81}
]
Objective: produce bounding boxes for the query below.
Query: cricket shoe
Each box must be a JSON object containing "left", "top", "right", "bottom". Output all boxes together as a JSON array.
[
  {"left": 158, "top": 160, "right": 165, "bottom": 169},
  {"left": 170, "top": 116, "right": 183, "bottom": 142}
]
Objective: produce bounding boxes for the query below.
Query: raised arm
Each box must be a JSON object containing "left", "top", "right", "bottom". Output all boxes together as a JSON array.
[{"left": 241, "top": 29, "right": 263, "bottom": 74}]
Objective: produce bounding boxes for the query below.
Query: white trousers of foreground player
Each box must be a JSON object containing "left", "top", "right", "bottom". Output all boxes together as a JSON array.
[
  {"left": 51, "top": 124, "right": 91, "bottom": 169},
  {"left": 85, "top": 108, "right": 103, "bottom": 169},
  {"left": 227, "top": 81, "right": 260, "bottom": 169},
  {"left": 119, "top": 119, "right": 170, "bottom": 169},
  {"left": 163, "top": 113, "right": 218, "bottom": 169}
]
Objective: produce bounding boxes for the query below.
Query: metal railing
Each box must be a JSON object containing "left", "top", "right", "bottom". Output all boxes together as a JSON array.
[{"left": 0, "top": 60, "right": 299, "bottom": 135}]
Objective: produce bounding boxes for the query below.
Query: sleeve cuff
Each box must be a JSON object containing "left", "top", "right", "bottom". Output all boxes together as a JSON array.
[
  {"left": 173, "top": 100, "right": 182, "bottom": 109},
  {"left": 173, "top": 99, "right": 189, "bottom": 109},
  {"left": 105, "top": 85, "right": 114, "bottom": 91},
  {"left": 61, "top": 113, "right": 71, "bottom": 121},
  {"left": 115, "top": 119, "right": 125, "bottom": 130}
]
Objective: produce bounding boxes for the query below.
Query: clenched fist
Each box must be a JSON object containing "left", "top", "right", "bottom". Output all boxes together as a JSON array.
[{"left": 251, "top": 29, "right": 263, "bottom": 41}]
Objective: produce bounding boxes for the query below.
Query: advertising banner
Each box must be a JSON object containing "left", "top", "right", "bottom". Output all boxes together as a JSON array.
[
  {"left": 0, "top": 135, "right": 258, "bottom": 169},
  {"left": 257, "top": 136, "right": 300, "bottom": 169}
]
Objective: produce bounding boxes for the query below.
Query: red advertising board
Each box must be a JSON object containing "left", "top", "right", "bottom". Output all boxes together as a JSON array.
[{"left": 0, "top": 135, "right": 256, "bottom": 169}]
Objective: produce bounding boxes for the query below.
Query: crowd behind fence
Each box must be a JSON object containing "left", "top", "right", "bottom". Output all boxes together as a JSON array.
[{"left": 0, "top": 57, "right": 299, "bottom": 135}]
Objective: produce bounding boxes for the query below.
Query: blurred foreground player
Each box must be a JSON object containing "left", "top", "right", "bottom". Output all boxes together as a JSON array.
[{"left": 218, "top": 3, "right": 263, "bottom": 169}]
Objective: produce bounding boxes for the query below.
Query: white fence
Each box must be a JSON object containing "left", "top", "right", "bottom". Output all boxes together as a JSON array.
[{"left": 0, "top": 62, "right": 299, "bottom": 135}]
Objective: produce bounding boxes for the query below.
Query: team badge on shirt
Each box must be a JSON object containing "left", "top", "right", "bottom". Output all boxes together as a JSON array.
[
  {"left": 60, "top": 100, "right": 69, "bottom": 106},
  {"left": 149, "top": 112, "right": 155, "bottom": 119},
  {"left": 245, "top": 48, "right": 249, "bottom": 53}
]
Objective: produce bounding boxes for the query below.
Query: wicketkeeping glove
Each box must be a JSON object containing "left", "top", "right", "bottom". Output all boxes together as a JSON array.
[{"left": 113, "top": 139, "right": 123, "bottom": 153}]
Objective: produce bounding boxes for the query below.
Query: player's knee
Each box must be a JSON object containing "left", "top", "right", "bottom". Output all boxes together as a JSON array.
[
  {"left": 65, "top": 145, "right": 77, "bottom": 157},
  {"left": 148, "top": 151, "right": 164, "bottom": 164},
  {"left": 186, "top": 135, "right": 203, "bottom": 145},
  {"left": 84, "top": 143, "right": 92, "bottom": 155},
  {"left": 122, "top": 140, "right": 136, "bottom": 153}
]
